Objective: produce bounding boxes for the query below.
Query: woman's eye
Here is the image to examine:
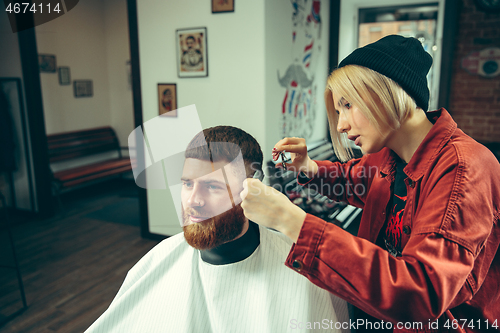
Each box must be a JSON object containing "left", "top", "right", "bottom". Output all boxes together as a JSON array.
[
  {"left": 344, "top": 102, "right": 351, "bottom": 109},
  {"left": 336, "top": 110, "right": 340, "bottom": 115}
]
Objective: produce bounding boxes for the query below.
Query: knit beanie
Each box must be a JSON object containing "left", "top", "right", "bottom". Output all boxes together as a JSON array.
[{"left": 338, "top": 35, "right": 433, "bottom": 111}]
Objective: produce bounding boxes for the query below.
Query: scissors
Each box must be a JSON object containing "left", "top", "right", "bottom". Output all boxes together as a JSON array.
[
  {"left": 252, "top": 154, "right": 288, "bottom": 182},
  {"left": 272, "top": 149, "right": 290, "bottom": 171},
  {"left": 279, "top": 151, "right": 290, "bottom": 171}
]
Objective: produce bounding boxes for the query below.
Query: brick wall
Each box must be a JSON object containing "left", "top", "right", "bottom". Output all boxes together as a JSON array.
[{"left": 448, "top": 0, "right": 500, "bottom": 142}]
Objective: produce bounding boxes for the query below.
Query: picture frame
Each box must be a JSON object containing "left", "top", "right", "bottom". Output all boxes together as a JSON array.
[
  {"left": 212, "top": 0, "right": 234, "bottom": 13},
  {"left": 176, "top": 27, "right": 208, "bottom": 78},
  {"left": 158, "top": 83, "right": 178, "bottom": 117},
  {"left": 58, "top": 67, "right": 71, "bottom": 85},
  {"left": 38, "top": 54, "right": 56, "bottom": 73},
  {"left": 73, "top": 80, "right": 93, "bottom": 98}
]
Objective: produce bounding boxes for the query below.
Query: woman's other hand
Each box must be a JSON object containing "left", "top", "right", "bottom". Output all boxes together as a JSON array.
[{"left": 273, "top": 137, "right": 318, "bottom": 178}]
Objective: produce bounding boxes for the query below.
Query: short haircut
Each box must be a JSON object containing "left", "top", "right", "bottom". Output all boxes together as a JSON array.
[
  {"left": 325, "top": 65, "right": 418, "bottom": 162},
  {"left": 185, "top": 126, "right": 263, "bottom": 177}
]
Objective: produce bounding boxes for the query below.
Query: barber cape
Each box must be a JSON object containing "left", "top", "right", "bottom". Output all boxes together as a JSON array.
[{"left": 85, "top": 225, "right": 350, "bottom": 333}]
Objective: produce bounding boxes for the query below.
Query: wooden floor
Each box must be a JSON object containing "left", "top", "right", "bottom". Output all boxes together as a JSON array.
[{"left": 0, "top": 180, "right": 160, "bottom": 333}]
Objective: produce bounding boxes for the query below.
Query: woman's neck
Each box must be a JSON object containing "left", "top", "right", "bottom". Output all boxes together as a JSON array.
[{"left": 387, "top": 109, "right": 434, "bottom": 164}]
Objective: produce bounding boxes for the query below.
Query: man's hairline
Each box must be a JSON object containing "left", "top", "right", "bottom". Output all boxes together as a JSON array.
[{"left": 182, "top": 157, "right": 249, "bottom": 182}]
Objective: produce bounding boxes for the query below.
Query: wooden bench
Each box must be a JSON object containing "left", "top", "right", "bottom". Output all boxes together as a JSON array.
[
  {"left": 47, "top": 127, "right": 132, "bottom": 197},
  {"left": 266, "top": 139, "right": 364, "bottom": 235}
]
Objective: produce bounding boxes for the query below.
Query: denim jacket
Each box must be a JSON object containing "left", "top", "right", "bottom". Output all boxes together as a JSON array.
[{"left": 287, "top": 109, "right": 500, "bottom": 333}]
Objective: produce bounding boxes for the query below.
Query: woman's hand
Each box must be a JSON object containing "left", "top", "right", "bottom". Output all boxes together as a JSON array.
[
  {"left": 273, "top": 137, "right": 318, "bottom": 178},
  {"left": 240, "top": 179, "right": 306, "bottom": 243}
]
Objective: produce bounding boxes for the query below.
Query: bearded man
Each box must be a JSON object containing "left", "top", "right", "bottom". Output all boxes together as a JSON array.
[{"left": 85, "top": 126, "right": 350, "bottom": 333}]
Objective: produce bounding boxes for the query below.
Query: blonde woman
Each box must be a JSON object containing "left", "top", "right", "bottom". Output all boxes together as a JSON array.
[{"left": 241, "top": 35, "right": 500, "bottom": 332}]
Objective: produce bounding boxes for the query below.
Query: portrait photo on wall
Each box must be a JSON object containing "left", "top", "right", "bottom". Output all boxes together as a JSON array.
[
  {"left": 38, "top": 54, "right": 57, "bottom": 73},
  {"left": 176, "top": 27, "right": 208, "bottom": 78},
  {"left": 212, "top": 0, "right": 234, "bottom": 13},
  {"left": 74, "top": 80, "right": 93, "bottom": 98},
  {"left": 58, "top": 67, "right": 71, "bottom": 85},
  {"left": 158, "top": 83, "right": 177, "bottom": 117}
]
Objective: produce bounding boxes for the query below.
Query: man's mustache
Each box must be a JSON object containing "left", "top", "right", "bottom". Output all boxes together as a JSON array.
[
  {"left": 184, "top": 207, "right": 208, "bottom": 217},
  {"left": 184, "top": 203, "right": 243, "bottom": 219}
]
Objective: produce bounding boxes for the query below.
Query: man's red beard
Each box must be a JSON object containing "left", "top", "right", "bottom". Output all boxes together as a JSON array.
[{"left": 182, "top": 204, "right": 246, "bottom": 250}]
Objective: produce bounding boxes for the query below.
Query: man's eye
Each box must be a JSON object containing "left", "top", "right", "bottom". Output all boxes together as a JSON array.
[
  {"left": 207, "top": 185, "right": 221, "bottom": 190},
  {"left": 183, "top": 182, "right": 193, "bottom": 188}
]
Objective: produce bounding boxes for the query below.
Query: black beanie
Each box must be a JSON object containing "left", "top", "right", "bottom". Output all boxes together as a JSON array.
[{"left": 338, "top": 35, "right": 433, "bottom": 111}]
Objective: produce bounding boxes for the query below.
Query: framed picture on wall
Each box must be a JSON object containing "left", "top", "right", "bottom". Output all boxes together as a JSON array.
[
  {"left": 74, "top": 80, "right": 93, "bottom": 98},
  {"left": 176, "top": 27, "right": 208, "bottom": 78},
  {"left": 58, "top": 67, "right": 71, "bottom": 85},
  {"left": 212, "top": 0, "right": 234, "bottom": 13},
  {"left": 158, "top": 83, "right": 177, "bottom": 117},
  {"left": 38, "top": 54, "right": 57, "bottom": 73}
]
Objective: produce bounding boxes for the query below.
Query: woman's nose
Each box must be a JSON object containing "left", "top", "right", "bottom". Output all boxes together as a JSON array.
[{"left": 337, "top": 114, "right": 350, "bottom": 133}]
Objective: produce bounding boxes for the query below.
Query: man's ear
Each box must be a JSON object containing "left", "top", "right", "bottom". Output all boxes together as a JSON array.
[
  {"left": 248, "top": 161, "right": 263, "bottom": 180},
  {"left": 252, "top": 170, "right": 264, "bottom": 182}
]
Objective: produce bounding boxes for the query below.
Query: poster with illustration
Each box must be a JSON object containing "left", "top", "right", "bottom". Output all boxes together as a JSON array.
[
  {"left": 176, "top": 27, "right": 208, "bottom": 78},
  {"left": 158, "top": 83, "right": 177, "bottom": 117},
  {"left": 278, "top": 0, "right": 323, "bottom": 140}
]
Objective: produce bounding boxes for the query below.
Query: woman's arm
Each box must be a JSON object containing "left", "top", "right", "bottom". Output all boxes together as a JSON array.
[
  {"left": 297, "top": 156, "right": 378, "bottom": 209},
  {"left": 274, "top": 137, "right": 380, "bottom": 209},
  {"left": 285, "top": 147, "right": 496, "bottom": 323},
  {"left": 286, "top": 215, "right": 475, "bottom": 323}
]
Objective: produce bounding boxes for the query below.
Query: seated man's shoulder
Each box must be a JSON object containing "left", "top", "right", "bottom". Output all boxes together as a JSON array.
[
  {"left": 133, "top": 232, "right": 191, "bottom": 268},
  {"left": 159, "top": 231, "right": 187, "bottom": 246},
  {"left": 153, "top": 232, "right": 191, "bottom": 255},
  {"left": 260, "top": 226, "right": 294, "bottom": 251}
]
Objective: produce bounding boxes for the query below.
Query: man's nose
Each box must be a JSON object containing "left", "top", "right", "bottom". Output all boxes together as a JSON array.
[{"left": 186, "top": 184, "right": 205, "bottom": 207}]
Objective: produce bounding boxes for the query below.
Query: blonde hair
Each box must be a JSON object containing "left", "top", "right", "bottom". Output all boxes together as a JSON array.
[{"left": 325, "top": 65, "right": 418, "bottom": 162}]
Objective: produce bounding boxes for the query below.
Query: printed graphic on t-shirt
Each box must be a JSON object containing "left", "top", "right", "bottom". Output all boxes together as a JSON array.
[{"left": 385, "top": 194, "right": 407, "bottom": 257}]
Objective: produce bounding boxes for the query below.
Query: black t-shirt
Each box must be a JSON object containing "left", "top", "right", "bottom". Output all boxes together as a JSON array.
[{"left": 383, "top": 158, "right": 408, "bottom": 258}]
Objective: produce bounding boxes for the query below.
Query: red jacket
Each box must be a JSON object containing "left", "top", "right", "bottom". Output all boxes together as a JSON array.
[{"left": 286, "top": 109, "right": 500, "bottom": 332}]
